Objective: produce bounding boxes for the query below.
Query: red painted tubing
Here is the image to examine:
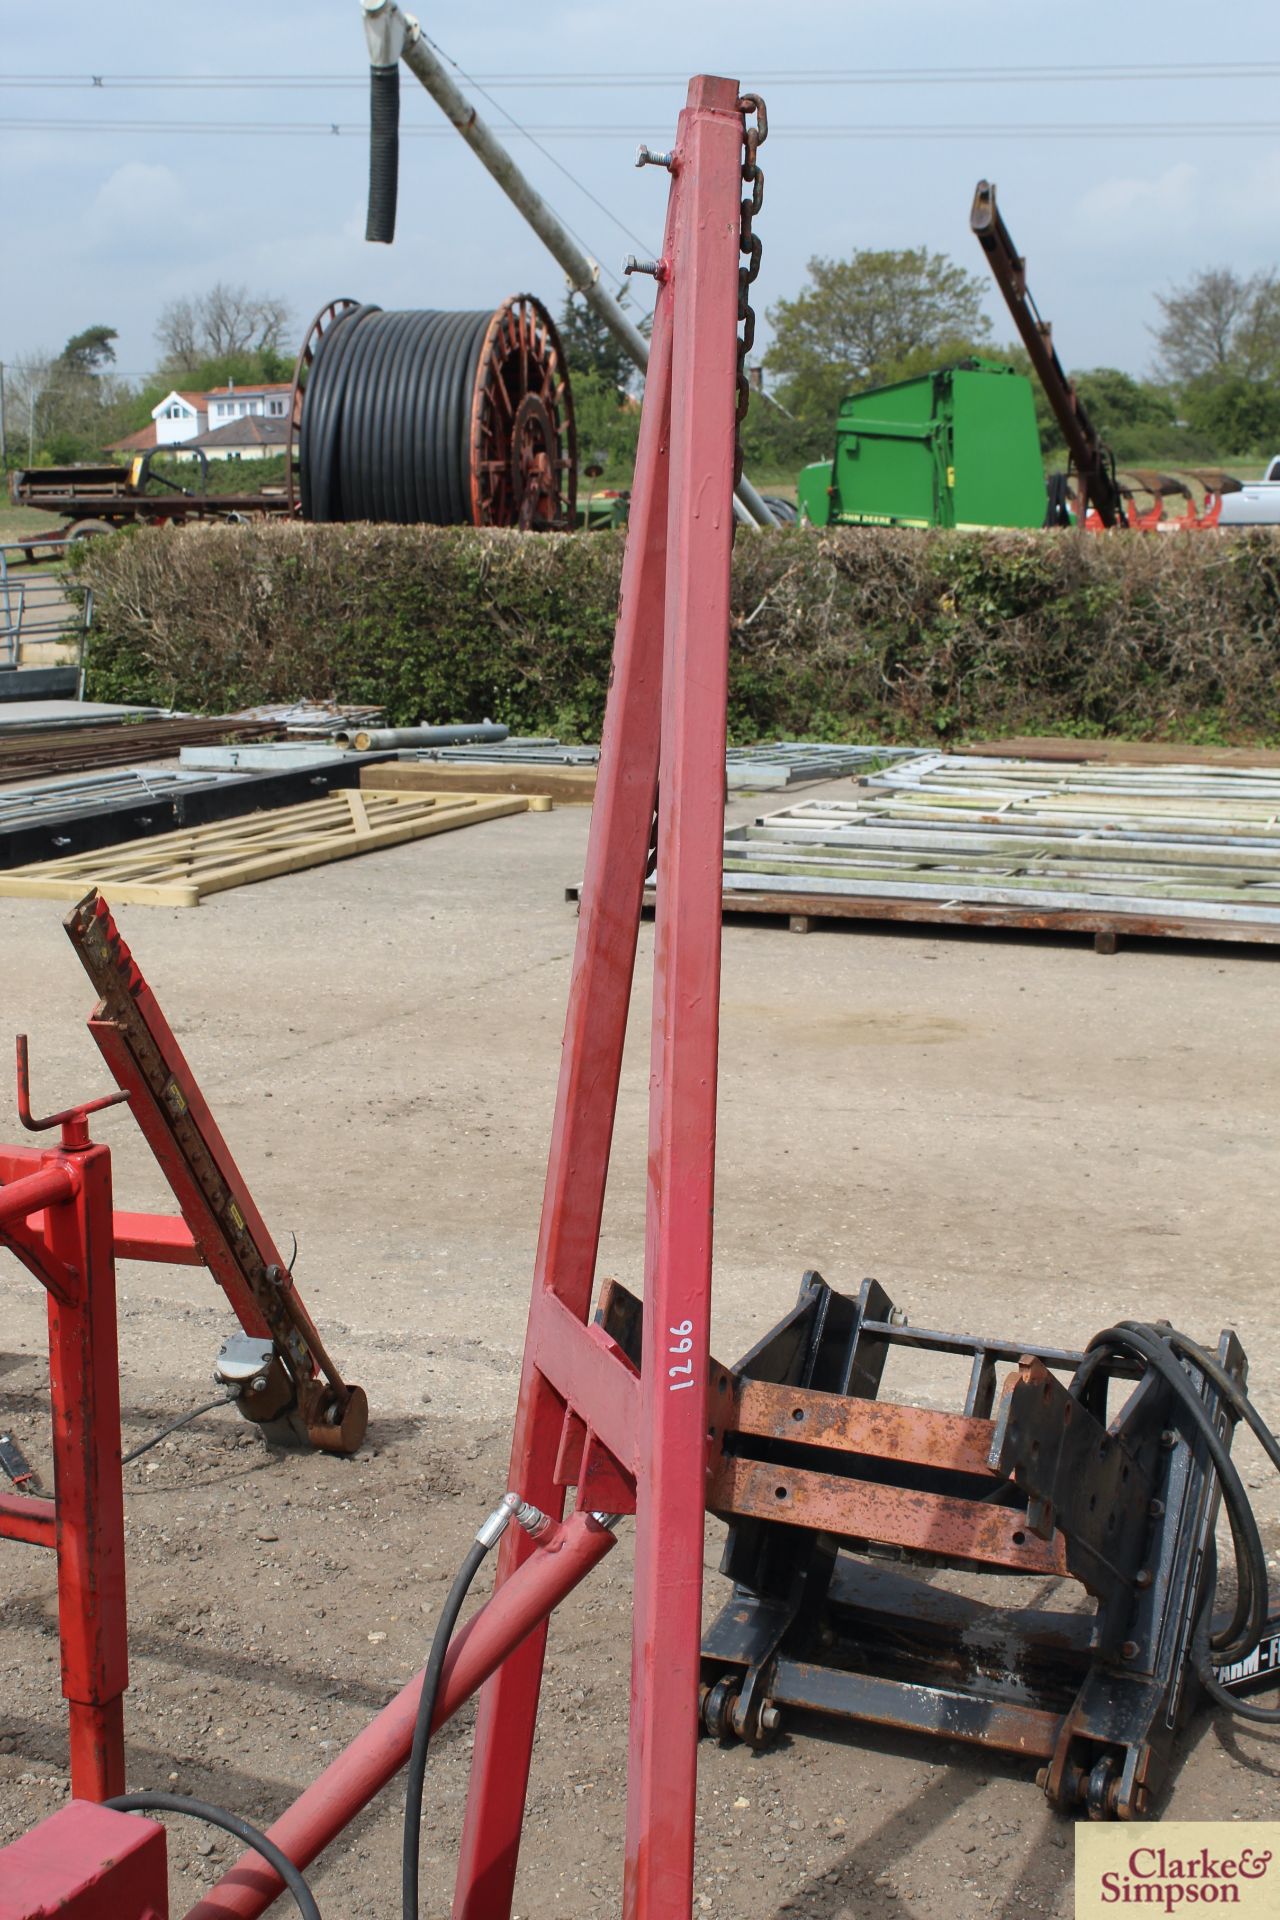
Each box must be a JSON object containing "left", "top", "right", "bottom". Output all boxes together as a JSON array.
[
  {"left": 183, "top": 1511, "right": 617, "bottom": 1920},
  {"left": 0, "top": 1163, "right": 74, "bottom": 1229}
]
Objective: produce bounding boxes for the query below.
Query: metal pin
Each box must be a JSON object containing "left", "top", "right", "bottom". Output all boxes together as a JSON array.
[
  {"left": 635, "top": 145, "right": 674, "bottom": 171},
  {"left": 623, "top": 255, "right": 666, "bottom": 280}
]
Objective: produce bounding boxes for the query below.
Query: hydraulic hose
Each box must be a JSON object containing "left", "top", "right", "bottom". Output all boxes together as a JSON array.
[
  {"left": 105, "top": 1792, "right": 321, "bottom": 1920},
  {"left": 1072, "top": 1321, "right": 1280, "bottom": 1720},
  {"left": 401, "top": 1538, "right": 489, "bottom": 1920},
  {"left": 399, "top": 1494, "right": 603, "bottom": 1920}
]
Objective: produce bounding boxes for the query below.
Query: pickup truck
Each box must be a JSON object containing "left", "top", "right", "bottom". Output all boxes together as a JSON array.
[{"left": 1218, "top": 455, "right": 1280, "bottom": 526}]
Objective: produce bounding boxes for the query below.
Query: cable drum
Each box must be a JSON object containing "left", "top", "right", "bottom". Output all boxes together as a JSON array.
[{"left": 296, "top": 293, "right": 576, "bottom": 529}]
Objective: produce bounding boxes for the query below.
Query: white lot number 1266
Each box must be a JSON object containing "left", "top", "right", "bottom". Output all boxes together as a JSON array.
[{"left": 668, "top": 1319, "right": 695, "bottom": 1390}]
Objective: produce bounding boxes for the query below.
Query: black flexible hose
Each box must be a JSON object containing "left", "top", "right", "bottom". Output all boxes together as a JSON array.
[
  {"left": 402, "top": 1538, "right": 489, "bottom": 1920},
  {"left": 121, "top": 1393, "right": 235, "bottom": 1466},
  {"left": 365, "top": 63, "right": 400, "bottom": 244},
  {"left": 105, "top": 1792, "right": 321, "bottom": 1920},
  {"left": 1072, "top": 1322, "right": 1280, "bottom": 1719}
]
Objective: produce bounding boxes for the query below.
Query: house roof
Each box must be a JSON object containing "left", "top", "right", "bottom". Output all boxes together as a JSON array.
[
  {"left": 205, "top": 382, "right": 293, "bottom": 397},
  {"left": 106, "top": 423, "right": 159, "bottom": 453},
  {"left": 188, "top": 415, "right": 291, "bottom": 451}
]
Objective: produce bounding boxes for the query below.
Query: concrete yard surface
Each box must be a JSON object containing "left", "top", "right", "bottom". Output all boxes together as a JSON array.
[{"left": 1, "top": 777, "right": 1278, "bottom": 1918}]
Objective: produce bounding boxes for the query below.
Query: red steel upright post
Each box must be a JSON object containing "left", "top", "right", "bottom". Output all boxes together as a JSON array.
[
  {"left": 0, "top": 1117, "right": 129, "bottom": 1801},
  {"left": 44, "top": 1136, "right": 129, "bottom": 1799},
  {"left": 453, "top": 73, "right": 748, "bottom": 1920},
  {"left": 625, "top": 74, "right": 743, "bottom": 1920},
  {"left": 450, "top": 127, "right": 680, "bottom": 1920}
]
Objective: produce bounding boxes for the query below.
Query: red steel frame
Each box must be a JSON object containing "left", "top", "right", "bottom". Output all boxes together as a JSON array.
[
  {"left": 455, "top": 73, "right": 744, "bottom": 1920},
  {"left": 0, "top": 1117, "right": 130, "bottom": 1800},
  {"left": 0, "top": 71, "right": 748, "bottom": 1918}
]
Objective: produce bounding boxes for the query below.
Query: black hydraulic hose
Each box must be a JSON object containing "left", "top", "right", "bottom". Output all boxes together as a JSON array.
[
  {"left": 121, "top": 1392, "right": 235, "bottom": 1465},
  {"left": 1075, "top": 1324, "right": 1264, "bottom": 1663},
  {"left": 105, "top": 1792, "right": 321, "bottom": 1920},
  {"left": 365, "top": 62, "right": 400, "bottom": 244},
  {"left": 402, "top": 1538, "right": 489, "bottom": 1920},
  {"left": 1071, "top": 1321, "right": 1280, "bottom": 1720},
  {"left": 402, "top": 1494, "right": 527, "bottom": 1920}
]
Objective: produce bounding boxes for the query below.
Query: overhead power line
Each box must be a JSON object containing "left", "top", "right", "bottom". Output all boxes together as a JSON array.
[
  {"left": 3, "top": 116, "right": 1279, "bottom": 141},
  {"left": 3, "top": 62, "right": 1280, "bottom": 90}
]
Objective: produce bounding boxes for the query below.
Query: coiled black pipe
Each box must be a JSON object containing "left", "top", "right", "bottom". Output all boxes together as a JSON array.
[{"left": 298, "top": 295, "right": 576, "bottom": 528}]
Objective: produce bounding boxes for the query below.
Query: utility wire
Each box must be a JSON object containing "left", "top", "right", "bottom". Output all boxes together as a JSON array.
[
  {"left": 4, "top": 117, "right": 1279, "bottom": 140},
  {"left": 418, "top": 31, "right": 656, "bottom": 262},
  {"left": 5, "top": 61, "right": 1280, "bottom": 88}
]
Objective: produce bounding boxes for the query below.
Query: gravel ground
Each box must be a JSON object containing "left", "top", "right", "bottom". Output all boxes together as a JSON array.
[{"left": 1, "top": 780, "right": 1278, "bottom": 1917}]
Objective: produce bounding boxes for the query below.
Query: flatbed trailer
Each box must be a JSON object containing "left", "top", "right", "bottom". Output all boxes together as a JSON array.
[{"left": 8, "top": 460, "right": 291, "bottom": 544}]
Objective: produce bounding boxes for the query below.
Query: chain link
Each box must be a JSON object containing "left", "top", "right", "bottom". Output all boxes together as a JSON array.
[{"left": 734, "top": 93, "right": 768, "bottom": 491}]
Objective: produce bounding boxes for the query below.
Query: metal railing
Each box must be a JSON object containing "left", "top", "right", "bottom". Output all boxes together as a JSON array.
[{"left": 0, "top": 544, "right": 93, "bottom": 693}]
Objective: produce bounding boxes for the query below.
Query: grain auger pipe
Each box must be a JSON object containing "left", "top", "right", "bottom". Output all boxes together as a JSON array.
[
  {"left": 971, "top": 178, "right": 1125, "bottom": 529},
  {"left": 358, "top": 0, "right": 780, "bottom": 530}
]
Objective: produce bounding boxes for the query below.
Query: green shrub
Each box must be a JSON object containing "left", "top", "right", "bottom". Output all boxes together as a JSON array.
[{"left": 69, "top": 521, "right": 1280, "bottom": 744}]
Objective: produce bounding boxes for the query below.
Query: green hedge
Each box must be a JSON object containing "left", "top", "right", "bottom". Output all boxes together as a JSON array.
[{"left": 69, "top": 520, "right": 1280, "bottom": 745}]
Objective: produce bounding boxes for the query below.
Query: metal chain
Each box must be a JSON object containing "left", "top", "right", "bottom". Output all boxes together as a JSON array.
[{"left": 734, "top": 93, "right": 768, "bottom": 491}]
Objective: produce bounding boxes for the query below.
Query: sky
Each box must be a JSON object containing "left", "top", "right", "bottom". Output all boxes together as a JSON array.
[{"left": 3, "top": 2, "right": 1279, "bottom": 393}]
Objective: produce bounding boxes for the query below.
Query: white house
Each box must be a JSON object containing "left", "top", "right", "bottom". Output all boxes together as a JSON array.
[
  {"left": 112, "top": 380, "right": 296, "bottom": 460},
  {"left": 151, "top": 390, "right": 207, "bottom": 447},
  {"left": 204, "top": 382, "right": 293, "bottom": 431}
]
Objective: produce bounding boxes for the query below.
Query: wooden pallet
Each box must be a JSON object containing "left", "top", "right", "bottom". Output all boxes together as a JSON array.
[
  {"left": 0, "top": 788, "right": 529, "bottom": 907},
  {"left": 362, "top": 761, "right": 596, "bottom": 805},
  {"left": 962, "top": 736, "right": 1280, "bottom": 770},
  {"left": 570, "top": 886, "right": 1280, "bottom": 952}
]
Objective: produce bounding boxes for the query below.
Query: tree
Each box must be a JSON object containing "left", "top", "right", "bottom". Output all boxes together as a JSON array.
[
  {"left": 764, "top": 247, "right": 992, "bottom": 420},
  {"left": 557, "top": 294, "right": 644, "bottom": 398},
  {"left": 155, "top": 283, "right": 293, "bottom": 372},
  {"left": 1183, "top": 372, "right": 1280, "bottom": 455},
  {"left": 5, "top": 325, "right": 126, "bottom": 465},
  {"left": 56, "top": 325, "right": 118, "bottom": 376},
  {"left": 1151, "top": 267, "right": 1280, "bottom": 386}
]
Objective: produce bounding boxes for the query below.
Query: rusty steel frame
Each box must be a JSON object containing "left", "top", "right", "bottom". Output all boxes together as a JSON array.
[
  {"left": 694, "top": 1270, "right": 1243, "bottom": 1821},
  {"left": 468, "top": 294, "right": 577, "bottom": 531},
  {"left": 63, "top": 891, "right": 367, "bottom": 1454},
  {"left": 970, "top": 179, "right": 1125, "bottom": 529}
]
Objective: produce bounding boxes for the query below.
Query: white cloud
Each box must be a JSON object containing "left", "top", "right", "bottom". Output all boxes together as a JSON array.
[
  {"left": 84, "top": 162, "right": 187, "bottom": 245},
  {"left": 1073, "top": 163, "right": 1199, "bottom": 237}
]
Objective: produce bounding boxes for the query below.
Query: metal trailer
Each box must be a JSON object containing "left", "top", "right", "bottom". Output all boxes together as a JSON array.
[
  {"left": 7, "top": 454, "right": 290, "bottom": 542},
  {"left": 796, "top": 355, "right": 1048, "bottom": 530}
]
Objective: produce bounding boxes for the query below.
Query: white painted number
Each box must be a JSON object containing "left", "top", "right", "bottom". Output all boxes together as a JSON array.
[{"left": 668, "top": 1319, "right": 696, "bottom": 1390}]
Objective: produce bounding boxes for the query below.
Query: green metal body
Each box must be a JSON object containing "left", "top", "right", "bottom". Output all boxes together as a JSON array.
[{"left": 797, "top": 357, "right": 1047, "bottom": 531}]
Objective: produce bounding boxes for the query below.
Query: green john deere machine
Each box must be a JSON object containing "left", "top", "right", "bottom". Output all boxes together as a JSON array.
[{"left": 796, "top": 356, "right": 1047, "bottom": 530}]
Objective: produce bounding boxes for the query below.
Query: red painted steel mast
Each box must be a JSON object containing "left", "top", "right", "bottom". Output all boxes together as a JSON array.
[{"left": 453, "top": 72, "right": 754, "bottom": 1920}]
